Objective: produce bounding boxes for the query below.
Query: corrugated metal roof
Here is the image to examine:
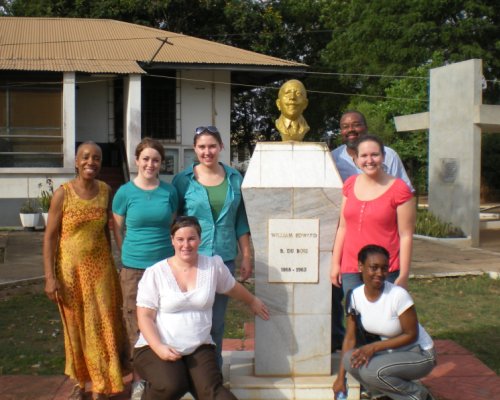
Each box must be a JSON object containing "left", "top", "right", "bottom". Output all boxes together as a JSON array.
[{"left": 0, "top": 17, "right": 305, "bottom": 74}]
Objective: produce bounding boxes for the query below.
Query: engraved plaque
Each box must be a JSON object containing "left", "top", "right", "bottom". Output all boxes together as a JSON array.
[
  {"left": 268, "top": 219, "right": 319, "bottom": 283},
  {"left": 440, "top": 158, "right": 458, "bottom": 183}
]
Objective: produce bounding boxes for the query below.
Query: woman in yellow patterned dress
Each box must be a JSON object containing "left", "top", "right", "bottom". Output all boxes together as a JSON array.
[{"left": 43, "top": 142, "right": 129, "bottom": 400}]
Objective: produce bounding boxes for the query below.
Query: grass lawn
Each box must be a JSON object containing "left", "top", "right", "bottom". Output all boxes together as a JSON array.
[
  {"left": 0, "top": 276, "right": 498, "bottom": 375},
  {"left": 0, "top": 281, "right": 255, "bottom": 375},
  {"left": 0, "top": 283, "right": 64, "bottom": 375},
  {"left": 409, "top": 275, "right": 500, "bottom": 374}
]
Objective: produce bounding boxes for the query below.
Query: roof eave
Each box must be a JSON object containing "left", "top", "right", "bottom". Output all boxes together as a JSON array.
[{"left": 141, "top": 62, "right": 308, "bottom": 73}]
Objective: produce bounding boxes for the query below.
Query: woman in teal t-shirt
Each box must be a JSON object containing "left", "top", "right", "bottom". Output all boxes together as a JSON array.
[
  {"left": 172, "top": 126, "right": 252, "bottom": 369},
  {"left": 112, "top": 137, "right": 177, "bottom": 399}
]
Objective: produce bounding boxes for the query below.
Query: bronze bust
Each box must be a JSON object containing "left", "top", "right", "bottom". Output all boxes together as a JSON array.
[{"left": 275, "top": 79, "right": 310, "bottom": 141}]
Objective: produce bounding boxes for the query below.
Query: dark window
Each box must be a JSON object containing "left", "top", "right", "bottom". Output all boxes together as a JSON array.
[
  {"left": 141, "top": 72, "right": 176, "bottom": 140},
  {"left": 0, "top": 73, "right": 63, "bottom": 167}
]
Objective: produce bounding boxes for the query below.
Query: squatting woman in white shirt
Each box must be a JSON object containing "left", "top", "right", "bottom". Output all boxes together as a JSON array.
[
  {"left": 133, "top": 216, "right": 269, "bottom": 400},
  {"left": 333, "top": 244, "right": 436, "bottom": 400}
]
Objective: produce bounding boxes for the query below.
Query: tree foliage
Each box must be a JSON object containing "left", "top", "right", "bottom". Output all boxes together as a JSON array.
[{"left": 320, "top": 0, "right": 500, "bottom": 102}]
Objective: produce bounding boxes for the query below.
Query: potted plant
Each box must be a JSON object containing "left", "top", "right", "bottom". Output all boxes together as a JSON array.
[
  {"left": 19, "top": 198, "right": 40, "bottom": 230},
  {"left": 38, "top": 178, "right": 54, "bottom": 226}
]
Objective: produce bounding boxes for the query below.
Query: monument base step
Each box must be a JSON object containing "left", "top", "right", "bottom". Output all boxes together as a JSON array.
[
  {"left": 181, "top": 351, "right": 360, "bottom": 399},
  {"left": 222, "top": 351, "right": 359, "bottom": 400}
]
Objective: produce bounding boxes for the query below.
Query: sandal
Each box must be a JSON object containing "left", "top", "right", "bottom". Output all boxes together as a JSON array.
[{"left": 68, "top": 384, "right": 84, "bottom": 400}]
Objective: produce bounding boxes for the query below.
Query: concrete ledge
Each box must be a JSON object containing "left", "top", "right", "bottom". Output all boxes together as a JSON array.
[
  {"left": 410, "top": 271, "right": 484, "bottom": 279},
  {"left": 480, "top": 220, "right": 500, "bottom": 229},
  {"left": 413, "top": 234, "right": 471, "bottom": 247}
]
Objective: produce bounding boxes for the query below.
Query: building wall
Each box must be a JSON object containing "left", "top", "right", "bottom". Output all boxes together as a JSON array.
[
  {"left": 0, "top": 174, "right": 68, "bottom": 226},
  {"left": 0, "top": 69, "right": 233, "bottom": 225}
]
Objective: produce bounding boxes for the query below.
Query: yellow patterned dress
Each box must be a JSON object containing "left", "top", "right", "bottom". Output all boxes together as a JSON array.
[{"left": 55, "top": 180, "right": 128, "bottom": 394}]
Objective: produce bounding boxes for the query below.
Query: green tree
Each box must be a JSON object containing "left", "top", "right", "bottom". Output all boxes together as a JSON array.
[
  {"left": 320, "top": 0, "right": 500, "bottom": 103},
  {"left": 9, "top": 0, "right": 229, "bottom": 31}
]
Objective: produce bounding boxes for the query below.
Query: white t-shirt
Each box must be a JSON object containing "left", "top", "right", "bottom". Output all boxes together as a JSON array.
[
  {"left": 135, "top": 254, "right": 236, "bottom": 355},
  {"left": 349, "top": 282, "right": 433, "bottom": 350}
]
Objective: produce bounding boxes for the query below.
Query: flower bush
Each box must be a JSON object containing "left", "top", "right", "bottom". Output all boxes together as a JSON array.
[{"left": 38, "top": 178, "right": 54, "bottom": 213}]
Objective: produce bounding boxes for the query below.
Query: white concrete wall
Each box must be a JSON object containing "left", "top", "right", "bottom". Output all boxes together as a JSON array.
[
  {"left": 428, "top": 59, "right": 482, "bottom": 245},
  {"left": 76, "top": 77, "right": 111, "bottom": 143},
  {"left": 0, "top": 175, "right": 67, "bottom": 199},
  {"left": 0, "top": 174, "right": 73, "bottom": 226}
]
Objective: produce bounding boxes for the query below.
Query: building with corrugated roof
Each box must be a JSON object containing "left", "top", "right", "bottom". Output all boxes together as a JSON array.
[{"left": 0, "top": 17, "right": 305, "bottom": 226}]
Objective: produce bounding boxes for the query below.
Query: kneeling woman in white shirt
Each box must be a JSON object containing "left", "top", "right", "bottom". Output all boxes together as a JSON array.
[
  {"left": 134, "top": 216, "right": 269, "bottom": 400},
  {"left": 333, "top": 244, "right": 436, "bottom": 400}
]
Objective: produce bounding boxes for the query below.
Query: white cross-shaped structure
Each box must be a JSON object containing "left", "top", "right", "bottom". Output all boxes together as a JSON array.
[{"left": 394, "top": 59, "right": 500, "bottom": 246}]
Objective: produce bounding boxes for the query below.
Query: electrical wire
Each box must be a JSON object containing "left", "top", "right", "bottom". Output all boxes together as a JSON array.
[{"left": 0, "top": 72, "right": 429, "bottom": 102}]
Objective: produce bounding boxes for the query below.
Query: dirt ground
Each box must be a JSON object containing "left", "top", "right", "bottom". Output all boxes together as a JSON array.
[{"left": 0, "top": 280, "right": 45, "bottom": 300}]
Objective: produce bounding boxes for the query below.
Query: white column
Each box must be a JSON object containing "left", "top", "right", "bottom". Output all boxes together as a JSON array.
[
  {"left": 428, "top": 59, "right": 482, "bottom": 245},
  {"left": 125, "top": 74, "right": 142, "bottom": 173},
  {"left": 63, "top": 72, "right": 76, "bottom": 169}
]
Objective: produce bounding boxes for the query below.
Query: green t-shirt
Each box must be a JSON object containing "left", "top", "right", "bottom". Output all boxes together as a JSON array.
[
  {"left": 204, "top": 177, "right": 228, "bottom": 221},
  {"left": 112, "top": 180, "right": 178, "bottom": 269}
]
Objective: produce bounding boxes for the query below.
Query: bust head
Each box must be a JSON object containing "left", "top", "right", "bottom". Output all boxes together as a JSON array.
[{"left": 276, "top": 79, "right": 309, "bottom": 121}]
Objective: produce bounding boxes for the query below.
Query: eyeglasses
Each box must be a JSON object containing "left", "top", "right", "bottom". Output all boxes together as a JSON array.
[
  {"left": 366, "top": 265, "right": 389, "bottom": 273},
  {"left": 195, "top": 126, "right": 219, "bottom": 135}
]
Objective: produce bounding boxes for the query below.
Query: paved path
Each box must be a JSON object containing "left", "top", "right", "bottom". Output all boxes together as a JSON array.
[
  {"left": 1, "top": 230, "right": 499, "bottom": 287},
  {"left": 0, "top": 229, "right": 499, "bottom": 400},
  {"left": 411, "top": 234, "right": 500, "bottom": 278}
]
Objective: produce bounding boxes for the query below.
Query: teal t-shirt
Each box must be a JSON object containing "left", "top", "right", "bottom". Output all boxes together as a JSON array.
[{"left": 112, "top": 180, "right": 178, "bottom": 269}]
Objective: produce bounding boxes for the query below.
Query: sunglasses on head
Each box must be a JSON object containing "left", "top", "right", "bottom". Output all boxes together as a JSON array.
[{"left": 195, "top": 126, "right": 219, "bottom": 135}]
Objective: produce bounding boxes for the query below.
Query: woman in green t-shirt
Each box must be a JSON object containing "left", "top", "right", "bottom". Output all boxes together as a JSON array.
[{"left": 112, "top": 137, "right": 177, "bottom": 400}]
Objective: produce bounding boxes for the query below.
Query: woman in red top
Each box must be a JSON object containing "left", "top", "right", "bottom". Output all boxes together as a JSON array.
[{"left": 330, "top": 135, "right": 416, "bottom": 295}]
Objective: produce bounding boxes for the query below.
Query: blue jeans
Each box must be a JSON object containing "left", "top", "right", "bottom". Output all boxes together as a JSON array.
[
  {"left": 331, "top": 285, "right": 345, "bottom": 350},
  {"left": 211, "top": 260, "right": 235, "bottom": 369},
  {"left": 341, "top": 271, "right": 400, "bottom": 297}
]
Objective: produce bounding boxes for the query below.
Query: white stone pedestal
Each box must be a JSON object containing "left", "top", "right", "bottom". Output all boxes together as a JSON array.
[
  {"left": 236, "top": 142, "right": 355, "bottom": 399},
  {"left": 227, "top": 351, "right": 360, "bottom": 400}
]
